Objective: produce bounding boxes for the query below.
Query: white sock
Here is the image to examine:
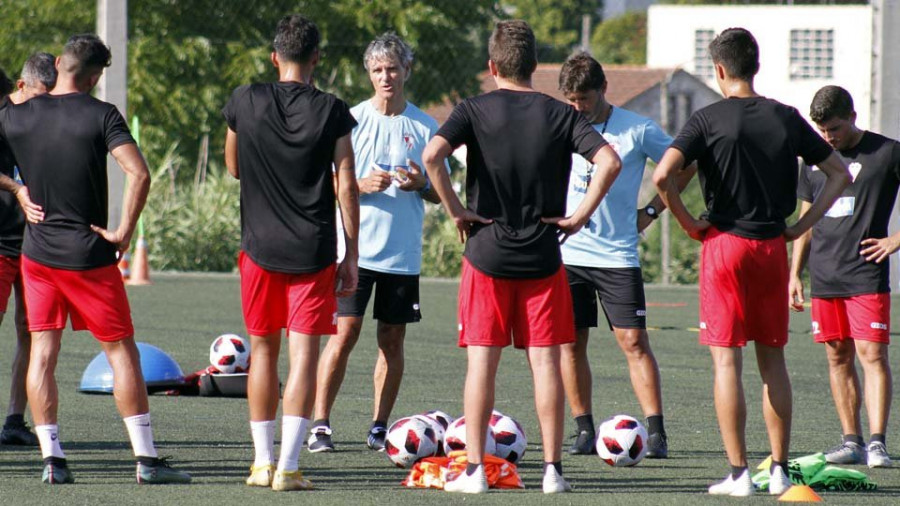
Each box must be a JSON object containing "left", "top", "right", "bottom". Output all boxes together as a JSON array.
[
  {"left": 276, "top": 416, "right": 309, "bottom": 472},
  {"left": 250, "top": 420, "right": 276, "bottom": 467},
  {"left": 123, "top": 413, "right": 158, "bottom": 458},
  {"left": 35, "top": 424, "right": 65, "bottom": 459}
]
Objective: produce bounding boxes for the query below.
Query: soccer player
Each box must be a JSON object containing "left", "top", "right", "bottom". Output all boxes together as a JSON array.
[
  {"left": 0, "top": 53, "right": 56, "bottom": 447},
  {"left": 309, "top": 33, "right": 441, "bottom": 453},
  {"left": 422, "top": 21, "right": 621, "bottom": 494},
  {"left": 652, "top": 28, "right": 850, "bottom": 497},
  {"left": 789, "top": 86, "right": 899, "bottom": 468},
  {"left": 557, "top": 52, "right": 697, "bottom": 457},
  {"left": 0, "top": 34, "right": 191, "bottom": 485},
  {"left": 223, "top": 14, "right": 359, "bottom": 491}
]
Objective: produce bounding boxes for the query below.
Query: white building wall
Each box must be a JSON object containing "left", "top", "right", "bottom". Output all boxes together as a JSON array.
[{"left": 647, "top": 5, "right": 872, "bottom": 128}]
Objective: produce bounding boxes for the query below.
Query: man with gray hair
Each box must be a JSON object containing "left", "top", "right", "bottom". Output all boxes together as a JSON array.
[
  {"left": 0, "top": 52, "right": 56, "bottom": 447},
  {"left": 309, "top": 32, "right": 442, "bottom": 453}
]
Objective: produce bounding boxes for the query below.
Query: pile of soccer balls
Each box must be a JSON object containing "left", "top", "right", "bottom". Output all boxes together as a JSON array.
[{"left": 384, "top": 409, "right": 527, "bottom": 468}]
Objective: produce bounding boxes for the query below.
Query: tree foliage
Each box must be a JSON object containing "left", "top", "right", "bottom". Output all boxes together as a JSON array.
[
  {"left": 591, "top": 11, "right": 647, "bottom": 65},
  {"left": 503, "top": 0, "right": 600, "bottom": 62}
]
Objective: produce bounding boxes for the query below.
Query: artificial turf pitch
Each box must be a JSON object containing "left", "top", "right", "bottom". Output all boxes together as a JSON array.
[{"left": 0, "top": 274, "right": 898, "bottom": 504}]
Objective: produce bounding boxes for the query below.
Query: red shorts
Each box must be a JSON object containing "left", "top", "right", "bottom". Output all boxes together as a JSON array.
[
  {"left": 458, "top": 258, "right": 575, "bottom": 349},
  {"left": 20, "top": 255, "right": 134, "bottom": 341},
  {"left": 239, "top": 251, "right": 337, "bottom": 336},
  {"left": 699, "top": 228, "right": 788, "bottom": 348},
  {"left": 811, "top": 294, "right": 890, "bottom": 344},
  {"left": 0, "top": 255, "right": 20, "bottom": 313}
]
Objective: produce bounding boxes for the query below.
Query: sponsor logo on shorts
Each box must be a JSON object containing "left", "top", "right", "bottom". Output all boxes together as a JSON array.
[
  {"left": 413, "top": 303, "right": 420, "bottom": 310},
  {"left": 332, "top": 312, "right": 338, "bottom": 325},
  {"left": 699, "top": 322, "right": 707, "bottom": 330},
  {"left": 457, "top": 323, "right": 463, "bottom": 332},
  {"left": 871, "top": 322, "right": 888, "bottom": 330},
  {"left": 636, "top": 309, "right": 646, "bottom": 317},
  {"left": 812, "top": 321, "right": 820, "bottom": 334}
]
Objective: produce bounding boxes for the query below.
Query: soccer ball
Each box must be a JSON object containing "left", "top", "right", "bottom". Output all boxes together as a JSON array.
[
  {"left": 422, "top": 410, "right": 454, "bottom": 432},
  {"left": 443, "top": 416, "right": 497, "bottom": 456},
  {"left": 596, "top": 414, "right": 648, "bottom": 467},
  {"left": 209, "top": 334, "right": 250, "bottom": 374},
  {"left": 385, "top": 416, "right": 439, "bottom": 468},
  {"left": 414, "top": 414, "right": 447, "bottom": 455},
  {"left": 489, "top": 411, "right": 527, "bottom": 464}
]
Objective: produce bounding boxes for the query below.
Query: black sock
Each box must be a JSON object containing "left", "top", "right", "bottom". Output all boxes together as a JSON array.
[
  {"left": 43, "top": 456, "right": 68, "bottom": 467},
  {"left": 843, "top": 434, "right": 864, "bottom": 446},
  {"left": 646, "top": 415, "right": 665, "bottom": 436},
  {"left": 730, "top": 465, "right": 747, "bottom": 480},
  {"left": 543, "top": 461, "right": 563, "bottom": 475},
  {"left": 371, "top": 420, "right": 387, "bottom": 432},
  {"left": 311, "top": 418, "right": 330, "bottom": 429},
  {"left": 137, "top": 456, "right": 158, "bottom": 466},
  {"left": 574, "top": 414, "right": 594, "bottom": 434},
  {"left": 870, "top": 433, "right": 886, "bottom": 445},
  {"left": 770, "top": 460, "right": 788, "bottom": 474},
  {"left": 5, "top": 414, "right": 25, "bottom": 427},
  {"left": 465, "top": 463, "right": 481, "bottom": 476}
]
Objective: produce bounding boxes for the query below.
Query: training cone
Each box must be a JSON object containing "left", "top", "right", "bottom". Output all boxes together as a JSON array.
[
  {"left": 758, "top": 455, "right": 773, "bottom": 471},
  {"left": 118, "top": 249, "right": 131, "bottom": 280},
  {"left": 128, "top": 237, "right": 152, "bottom": 285},
  {"left": 778, "top": 485, "right": 823, "bottom": 502}
]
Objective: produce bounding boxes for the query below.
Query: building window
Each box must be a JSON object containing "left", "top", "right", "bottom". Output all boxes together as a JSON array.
[
  {"left": 694, "top": 29, "right": 715, "bottom": 80},
  {"left": 790, "top": 29, "right": 834, "bottom": 79}
]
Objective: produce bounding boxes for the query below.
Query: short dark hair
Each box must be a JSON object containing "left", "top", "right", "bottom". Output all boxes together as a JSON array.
[
  {"left": 708, "top": 28, "right": 759, "bottom": 81},
  {"left": 21, "top": 52, "right": 58, "bottom": 89},
  {"left": 810, "top": 85, "right": 854, "bottom": 124},
  {"left": 273, "top": 14, "right": 319, "bottom": 64},
  {"left": 60, "top": 34, "right": 111, "bottom": 80},
  {"left": 488, "top": 20, "right": 537, "bottom": 83},
  {"left": 559, "top": 52, "right": 606, "bottom": 94},
  {"left": 0, "top": 67, "right": 12, "bottom": 96}
]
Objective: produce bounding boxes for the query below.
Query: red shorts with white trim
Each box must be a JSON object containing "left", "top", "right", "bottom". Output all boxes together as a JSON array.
[
  {"left": 699, "top": 228, "right": 788, "bottom": 348},
  {"left": 239, "top": 251, "right": 337, "bottom": 336},
  {"left": 811, "top": 293, "right": 890, "bottom": 344},
  {"left": 20, "top": 255, "right": 134, "bottom": 342},
  {"left": 458, "top": 258, "right": 575, "bottom": 349},
  {"left": 0, "top": 255, "right": 20, "bottom": 313}
]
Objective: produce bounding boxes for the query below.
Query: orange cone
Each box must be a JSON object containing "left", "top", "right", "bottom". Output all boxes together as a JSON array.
[
  {"left": 778, "top": 485, "right": 823, "bottom": 502},
  {"left": 118, "top": 250, "right": 131, "bottom": 280},
  {"left": 127, "top": 237, "right": 152, "bottom": 285}
]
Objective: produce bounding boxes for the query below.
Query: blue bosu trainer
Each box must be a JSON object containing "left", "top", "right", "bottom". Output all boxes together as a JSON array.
[{"left": 78, "top": 342, "right": 186, "bottom": 394}]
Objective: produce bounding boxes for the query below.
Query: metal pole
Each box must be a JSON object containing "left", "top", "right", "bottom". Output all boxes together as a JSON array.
[
  {"left": 97, "top": 0, "right": 128, "bottom": 231},
  {"left": 581, "top": 14, "right": 592, "bottom": 55},
  {"left": 659, "top": 73, "right": 673, "bottom": 285}
]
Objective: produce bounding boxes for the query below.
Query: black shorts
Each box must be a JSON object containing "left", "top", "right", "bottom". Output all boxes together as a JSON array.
[
  {"left": 337, "top": 267, "right": 421, "bottom": 324},
  {"left": 565, "top": 265, "right": 646, "bottom": 330}
]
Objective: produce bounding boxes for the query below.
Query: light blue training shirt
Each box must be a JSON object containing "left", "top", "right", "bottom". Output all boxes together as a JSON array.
[
  {"left": 351, "top": 99, "right": 440, "bottom": 275},
  {"left": 561, "top": 106, "right": 672, "bottom": 268}
]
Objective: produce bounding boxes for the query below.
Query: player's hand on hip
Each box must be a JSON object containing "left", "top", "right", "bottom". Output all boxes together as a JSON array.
[
  {"left": 860, "top": 236, "right": 900, "bottom": 264},
  {"left": 360, "top": 170, "right": 392, "bottom": 194},
  {"left": 541, "top": 215, "right": 585, "bottom": 245},
  {"left": 91, "top": 225, "right": 131, "bottom": 252},
  {"left": 782, "top": 224, "right": 805, "bottom": 242},
  {"left": 788, "top": 274, "right": 805, "bottom": 312},
  {"left": 685, "top": 217, "right": 711, "bottom": 241},
  {"left": 453, "top": 210, "right": 492, "bottom": 243},
  {"left": 336, "top": 257, "right": 358, "bottom": 297},
  {"left": 15, "top": 186, "right": 44, "bottom": 223},
  {"left": 396, "top": 160, "right": 427, "bottom": 192}
]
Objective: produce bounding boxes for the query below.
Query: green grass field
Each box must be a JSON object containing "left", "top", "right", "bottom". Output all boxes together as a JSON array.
[{"left": 0, "top": 274, "right": 898, "bottom": 504}]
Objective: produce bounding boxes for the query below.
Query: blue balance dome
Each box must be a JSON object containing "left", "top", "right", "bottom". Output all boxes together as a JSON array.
[{"left": 79, "top": 342, "right": 186, "bottom": 394}]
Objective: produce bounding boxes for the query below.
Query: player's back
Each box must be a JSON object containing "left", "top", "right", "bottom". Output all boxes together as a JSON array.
[{"left": 223, "top": 82, "right": 356, "bottom": 274}]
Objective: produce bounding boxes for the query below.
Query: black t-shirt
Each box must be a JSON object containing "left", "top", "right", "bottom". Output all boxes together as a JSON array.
[
  {"left": 798, "top": 132, "right": 900, "bottom": 297},
  {"left": 437, "top": 89, "right": 607, "bottom": 278},
  {"left": 223, "top": 82, "right": 357, "bottom": 274},
  {"left": 0, "top": 93, "right": 134, "bottom": 269},
  {"left": 671, "top": 97, "right": 832, "bottom": 239},
  {"left": 0, "top": 97, "right": 25, "bottom": 258}
]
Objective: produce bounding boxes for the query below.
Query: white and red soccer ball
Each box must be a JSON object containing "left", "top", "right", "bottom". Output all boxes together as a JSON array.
[
  {"left": 489, "top": 411, "right": 527, "bottom": 464},
  {"left": 385, "top": 416, "right": 439, "bottom": 468},
  {"left": 209, "top": 334, "right": 250, "bottom": 374},
  {"left": 596, "top": 414, "right": 648, "bottom": 467},
  {"left": 443, "top": 416, "right": 497, "bottom": 457}
]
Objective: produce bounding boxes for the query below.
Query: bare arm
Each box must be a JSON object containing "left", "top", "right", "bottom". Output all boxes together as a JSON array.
[
  {"left": 638, "top": 161, "right": 698, "bottom": 232},
  {"left": 334, "top": 133, "right": 359, "bottom": 297},
  {"left": 784, "top": 152, "right": 851, "bottom": 240},
  {"left": 652, "top": 148, "right": 710, "bottom": 240},
  {"left": 422, "top": 135, "right": 491, "bottom": 243},
  {"left": 225, "top": 128, "right": 239, "bottom": 179},
  {"left": 789, "top": 200, "right": 813, "bottom": 311},
  {"left": 91, "top": 142, "right": 151, "bottom": 251}
]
